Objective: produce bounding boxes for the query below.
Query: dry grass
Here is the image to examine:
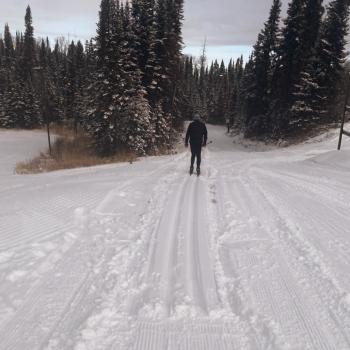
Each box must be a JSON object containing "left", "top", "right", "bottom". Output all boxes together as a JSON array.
[{"left": 16, "top": 131, "right": 137, "bottom": 174}]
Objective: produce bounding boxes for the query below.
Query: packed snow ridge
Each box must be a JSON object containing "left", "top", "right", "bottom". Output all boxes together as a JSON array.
[{"left": 0, "top": 125, "right": 350, "bottom": 350}]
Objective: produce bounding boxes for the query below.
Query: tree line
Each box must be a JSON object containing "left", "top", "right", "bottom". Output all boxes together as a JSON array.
[
  {"left": 0, "top": 0, "right": 184, "bottom": 155},
  {"left": 179, "top": 0, "right": 350, "bottom": 139},
  {"left": 1, "top": 0, "right": 349, "bottom": 151}
]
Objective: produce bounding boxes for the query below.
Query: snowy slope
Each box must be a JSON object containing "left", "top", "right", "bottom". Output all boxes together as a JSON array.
[{"left": 0, "top": 126, "right": 350, "bottom": 350}]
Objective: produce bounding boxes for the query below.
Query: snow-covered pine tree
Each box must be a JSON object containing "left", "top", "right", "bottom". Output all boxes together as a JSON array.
[
  {"left": 316, "top": 0, "right": 350, "bottom": 122},
  {"left": 215, "top": 60, "right": 227, "bottom": 125},
  {"left": 289, "top": 0, "right": 324, "bottom": 130},
  {"left": 64, "top": 40, "right": 85, "bottom": 133},
  {"left": 207, "top": 60, "right": 221, "bottom": 123},
  {"left": 37, "top": 38, "right": 62, "bottom": 125},
  {"left": 153, "top": 0, "right": 170, "bottom": 109},
  {"left": 196, "top": 44, "right": 209, "bottom": 121},
  {"left": 73, "top": 40, "right": 86, "bottom": 133},
  {"left": 270, "top": 0, "right": 306, "bottom": 136},
  {"left": 232, "top": 56, "right": 245, "bottom": 130},
  {"left": 65, "top": 41, "right": 77, "bottom": 125},
  {"left": 0, "top": 37, "right": 4, "bottom": 124},
  {"left": 4, "top": 24, "right": 14, "bottom": 66},
  {"left": 0, "top": 38, "right": 3, "bottom": 57},
  {"left": 132, "top": 0, "right": 158, "bottom": 97},
  {"left": 0, "top": 25, "right": 14, "bottom": 127},
  {"left": 244, "top": 0, "right": 281, "bottom": 138},
  {"left": 86, "top": 0, "right": 119, "bottom": 155},
  {"left": 21, "top": 6, "right": 41, "bottom": 128},
  {"left": 22, "top": 6, "right": 35, "bottom": 82},
  {"left": 119, "top": 1, "right": 156, "bottom": 154},
  {"left": 163, "top": 0, "right": 184, "bottom": 120},
  {"left": 224, "top": 59, "right": 236, "bottom": 127}
]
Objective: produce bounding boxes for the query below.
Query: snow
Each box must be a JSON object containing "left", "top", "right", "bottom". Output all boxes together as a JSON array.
[
  {"left": 0, "top": 129, "right": 49, "bottom": 176},
  {"left": 0, "top": 125, "right": 350, "bottom": 349}
]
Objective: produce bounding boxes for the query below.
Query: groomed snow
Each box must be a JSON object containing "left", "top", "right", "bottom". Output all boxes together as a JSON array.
[{"left": 0, "top": 125, "right": 350, "bottom": 349}]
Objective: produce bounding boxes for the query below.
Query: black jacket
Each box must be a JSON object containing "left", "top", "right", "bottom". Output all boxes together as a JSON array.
[{"left": 185, "top": 121, "right": 208, "bottom": 146}]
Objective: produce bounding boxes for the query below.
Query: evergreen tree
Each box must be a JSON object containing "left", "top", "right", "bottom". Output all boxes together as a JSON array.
[
  {"left": 164, "top": 0, "right": 184, "bottom": 118},
  {"left": 22, "top": 6, "right": 35, "bottom": 81},
  {"left": 132, "top": 0, "right": 157, "bottom": 94},
  {"left": 4, "top": 24, "right": 14, "bottom": 66},
  {"left": 87, "top": 0, "right": 118, "bottom": 155},
  {"left": 289, "top": 0, "right": 324, "bottom": 129},
  {"left": 232, "top": 56, "right": 245, "bottom": 129},
  {"left": 244, "top": 0, "right": 281, "bottom": 137},
  {"left": 316, "top": 0, "right": 350, "bottom": 121},
  {"left": 1, "top": 1, "right": 186, "bottom": 153},
  {"left": 270, "top": 0, "right": 306, "bottom": 136},
  {"left": 119, "top": 1, "right": 156, "bottom": 154}
]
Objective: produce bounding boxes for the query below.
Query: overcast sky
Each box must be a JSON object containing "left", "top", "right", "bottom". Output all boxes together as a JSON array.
[{"left": 0, "top": 0, "right": 337, "bottom": 62}]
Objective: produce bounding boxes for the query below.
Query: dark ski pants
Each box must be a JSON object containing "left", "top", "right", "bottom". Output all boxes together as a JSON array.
[{"left": 190, "top": 143, "right": 202, "bottom": 169}]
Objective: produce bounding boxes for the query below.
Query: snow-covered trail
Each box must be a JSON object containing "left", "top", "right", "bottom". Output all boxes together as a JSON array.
[{"left": 0, "top": 126, "right": 350, "bottom": 349}]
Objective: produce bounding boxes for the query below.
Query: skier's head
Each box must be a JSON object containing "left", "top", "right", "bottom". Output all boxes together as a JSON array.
[{"left": 193, "top": 113, "right": 201, "bottom": 121}]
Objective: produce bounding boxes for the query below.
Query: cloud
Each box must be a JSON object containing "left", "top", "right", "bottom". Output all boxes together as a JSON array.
[
  {"left": 183, "top": 0, "right": 288, "bottom": 47},
  {"left": 1, "top": 0, "right": 285, "bottom": 45},
  {"left": 0, "top": 0, "right": 99, "bottom": 41},
  {"left": 0, "top": 0, "right": 344, "bottom": 52}
]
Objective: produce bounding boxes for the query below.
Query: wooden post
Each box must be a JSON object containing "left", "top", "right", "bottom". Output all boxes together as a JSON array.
[
  {"left": 338, "top": 73, "right": 350, "bottom": 150},
  {"left": 46, "top": 109, "right": 52, "bottom": 155}
]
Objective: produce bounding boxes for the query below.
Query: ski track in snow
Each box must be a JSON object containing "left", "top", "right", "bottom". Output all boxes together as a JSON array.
[{"left": 0, "top": 126, "right": 350, "bottom": 349}]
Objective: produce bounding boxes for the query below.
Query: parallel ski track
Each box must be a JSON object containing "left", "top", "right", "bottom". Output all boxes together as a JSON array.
[
  {"left": 118, "top": 151, "right": 254, "bottom": 350},
  {"left": 43, "top": 153, "right": 189, "bottom": 350},
  {"left": 255, "top": 167, "right": 350, "bottom": 279},
  {"left": 237, "top": 164, "right": 350, "bottom": 349},
  {"left": 252, "top": 171, "right": 350, "bottom": 342},
  {"left": 2, "top": 129, "right": 350, "bottom": 349},
  {"left": 0, "top": 154, "right": 187, "bottom": 349}
]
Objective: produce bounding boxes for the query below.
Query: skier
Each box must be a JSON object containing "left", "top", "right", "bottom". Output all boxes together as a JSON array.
[
  {"left": 226, "top": 118, "right": 230, "bottom": 133},
  {"left": 185, "top": 113, "right": 208, "bottom": 176}
]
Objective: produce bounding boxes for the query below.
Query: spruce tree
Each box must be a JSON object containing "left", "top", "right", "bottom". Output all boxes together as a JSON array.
[
  {"left": 244, "top": 0, "right": 281, "bottom": 137},
  {"left": 289, "top": 0, "right": 324, "bottom": 129},
  {"left": 165, "top": 0, "right": 184, "bottom": 118},
  {"left": 316, "top": 0, "right": 350, "bottom": 121},
  {"left": 119, "top": 1, "right": 156, "bottom": 154},
  {"left": 4, "top": 24, "right": 14, "bottom": 66},
  {"left": 132, "top": 0, "right": 157, "bottom": 95},
  {"left": 87, "top": 0, "right": 118, "bottom": 155},
  {"left": 22, "top": 6, "right": 35, "bottom": 82},
  {"left": 270, "top": 0, "right": 306, "bottom": 136}
]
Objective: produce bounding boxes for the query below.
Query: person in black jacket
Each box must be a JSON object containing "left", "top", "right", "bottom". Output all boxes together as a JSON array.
[{"left": 185, "top": 113, "right": 208, "bottom": 175}]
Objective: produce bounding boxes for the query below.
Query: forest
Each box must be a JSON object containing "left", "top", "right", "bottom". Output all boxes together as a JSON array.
[{"left": 0, "top": 0, "right": 349, "bottom": 156}]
